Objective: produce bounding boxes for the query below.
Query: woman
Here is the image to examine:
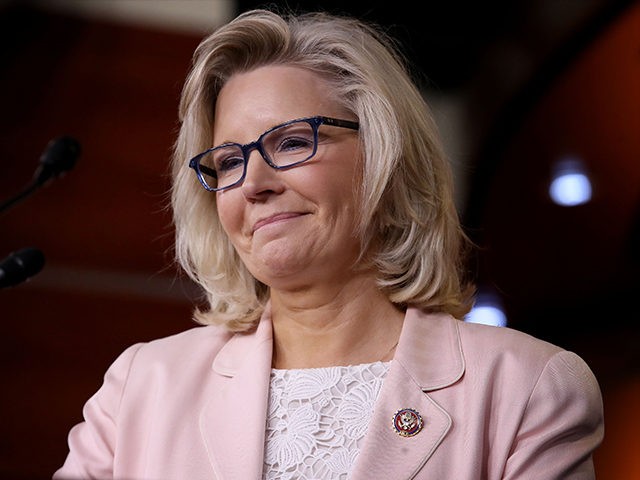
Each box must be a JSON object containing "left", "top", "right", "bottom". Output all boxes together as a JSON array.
[{"left": 55, "top": 9, "right": 604, "bottom": 480}]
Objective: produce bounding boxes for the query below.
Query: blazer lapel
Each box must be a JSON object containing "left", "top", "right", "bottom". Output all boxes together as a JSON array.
[
  {"left": 199, "top": 306, "right": 274, "bottom": 480},
  {"left": 350, "top": 310, "right": 465, "bottom": 480}
]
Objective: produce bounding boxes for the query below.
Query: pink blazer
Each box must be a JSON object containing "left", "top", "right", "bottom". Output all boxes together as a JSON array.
[{"left": 54, "top": 307, "right": 604, "bottom": 479}]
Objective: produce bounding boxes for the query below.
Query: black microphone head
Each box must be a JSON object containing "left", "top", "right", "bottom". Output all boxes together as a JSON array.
[
  {"left": 0, "top": 247, "right": 46, "bottom": 289},
  {"left": 35, "top": 136, "right": 81, "bottom": 185}
]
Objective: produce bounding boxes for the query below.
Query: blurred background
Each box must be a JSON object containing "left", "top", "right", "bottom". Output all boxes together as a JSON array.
[{"left": 0, "top": 0, "right": 637, "bottom": 478}]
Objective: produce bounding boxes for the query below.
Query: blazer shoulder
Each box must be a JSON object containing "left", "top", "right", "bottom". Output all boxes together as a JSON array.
[
  {"left": 456, "top": 319, "right": 567, "bottom": 369},
  {"left": 121, "top": 324, "right": 235, "bottom": 373},
  {"left": 453, "top": 317, "right": 600, "bottom": 396},
  {"left": 146, "top": 322, "right": 233, "bottom": 349}
]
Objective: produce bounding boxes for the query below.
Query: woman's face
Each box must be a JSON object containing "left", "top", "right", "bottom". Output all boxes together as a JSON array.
[{"left": 214, "top": 65, "right": 362, "bottom": 290}]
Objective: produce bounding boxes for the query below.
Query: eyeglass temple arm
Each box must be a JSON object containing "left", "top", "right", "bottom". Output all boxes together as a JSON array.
[{"left": 321, "top": 117, "right": 359, "bottom": 130}]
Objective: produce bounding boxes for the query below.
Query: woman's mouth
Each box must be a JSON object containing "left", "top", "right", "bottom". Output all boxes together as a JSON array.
[{"left": 252, "top": 212, "right": 307, "bottom": 233}]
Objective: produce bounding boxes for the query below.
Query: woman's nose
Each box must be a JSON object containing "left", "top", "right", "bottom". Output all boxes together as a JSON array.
[{"left": 240, "top": 149, "right": 285, "bottom": 200}]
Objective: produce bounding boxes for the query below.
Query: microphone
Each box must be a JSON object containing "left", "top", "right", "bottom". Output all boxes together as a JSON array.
[
  {"left": 0, "top": 248, "right": 46, "bottom": 289},
  {"left": 0, "top": 136, "right": 81, "bottom": 214},
  {"left": 33, "top": 136, "right": 81, "bottom": 186}
]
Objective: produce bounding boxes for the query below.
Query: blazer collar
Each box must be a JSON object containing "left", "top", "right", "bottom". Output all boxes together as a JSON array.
[
  {"left": 349, "top": 309, "right": 465, "bottom": 480},
  {"left": 200, "top": 306, "right": 465, "bottom": 479},
  {"left": 211, "top": 304, "right": 274, "bottom": 377},
  {"left": 200, "top": 304, "right": 274, "bottom": 479},
  {"left": 209, "top": 306, "right": 464, "bottom": 385},
  {"left": 395, "top": 308, "right": 465, "bottom": 391}
]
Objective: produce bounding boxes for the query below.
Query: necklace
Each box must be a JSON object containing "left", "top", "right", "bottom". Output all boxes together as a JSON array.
[{"left": 380, "top": 339, "right": 400, "bottom": 361}]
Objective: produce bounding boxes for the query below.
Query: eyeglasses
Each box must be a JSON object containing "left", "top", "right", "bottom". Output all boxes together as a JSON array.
[{"left": 188, "top": 115, "right": 359, "bottom": 192}]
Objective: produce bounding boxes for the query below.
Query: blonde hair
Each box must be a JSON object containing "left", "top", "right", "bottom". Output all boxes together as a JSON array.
[{"left": 171, "top": 9, "right": 473, "bottom": 331}]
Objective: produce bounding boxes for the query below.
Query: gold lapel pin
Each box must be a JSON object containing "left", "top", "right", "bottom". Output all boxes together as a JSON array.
[{"left": 392, "top": 408, "right": 423, "bottom": 437}]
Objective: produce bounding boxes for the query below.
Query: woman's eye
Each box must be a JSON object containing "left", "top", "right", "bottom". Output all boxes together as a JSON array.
[
  {"left": 278, "top": 136, "right": 313, "bottom": 152},
  {"left": 216, "top": 155, "right": 244, "bottom": 173}
]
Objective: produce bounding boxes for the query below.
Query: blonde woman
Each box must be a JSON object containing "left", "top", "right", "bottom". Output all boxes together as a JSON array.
[{"left": 55, "top": 9, "right": 603, "bottom": 479}]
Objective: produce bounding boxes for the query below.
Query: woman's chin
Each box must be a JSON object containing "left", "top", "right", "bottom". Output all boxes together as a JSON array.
[{"left": 247, "top": 242, "right": 316, "bottom": 284}]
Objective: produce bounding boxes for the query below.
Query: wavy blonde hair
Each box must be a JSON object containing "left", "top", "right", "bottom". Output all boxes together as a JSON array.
[{"left": 171, "top": 9, "right": 473, "bottom": 331}]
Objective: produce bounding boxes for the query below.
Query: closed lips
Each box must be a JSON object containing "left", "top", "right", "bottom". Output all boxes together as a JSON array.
[{"left": 252, "top": 212, "right": 307, "bottom": 233}]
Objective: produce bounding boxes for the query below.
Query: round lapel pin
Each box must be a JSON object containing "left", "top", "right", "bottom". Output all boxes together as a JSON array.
[{"left": 392, "top": 408, "right": 423, "bottom": 437}]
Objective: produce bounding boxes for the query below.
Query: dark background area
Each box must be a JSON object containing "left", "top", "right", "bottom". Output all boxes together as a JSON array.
[{"left": 0, "top": 0, "right": 638, "bottom": 478}]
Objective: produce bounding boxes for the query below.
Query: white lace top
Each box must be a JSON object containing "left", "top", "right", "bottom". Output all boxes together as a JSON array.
[{"left": 262, "top": 361, "right": 391, "bottom": 480}]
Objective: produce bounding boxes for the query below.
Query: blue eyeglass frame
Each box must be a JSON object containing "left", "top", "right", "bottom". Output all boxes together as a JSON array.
[{"left": 188, "top": 115, "right": 359, "bottom": 192}]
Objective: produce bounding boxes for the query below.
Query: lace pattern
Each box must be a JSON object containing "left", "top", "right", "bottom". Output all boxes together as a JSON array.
[{"left": 263, "top": 362, "right": 390, "bottom": 480}]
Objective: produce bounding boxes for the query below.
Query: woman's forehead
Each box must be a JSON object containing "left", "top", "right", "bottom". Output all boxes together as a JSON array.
[{"left": 212, "top": 65, "right": 342, "bottom": 141}]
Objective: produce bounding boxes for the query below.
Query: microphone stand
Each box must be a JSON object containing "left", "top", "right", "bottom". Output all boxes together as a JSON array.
[{"left": 0, "top": 180, "right": 42, "bottom": 215}]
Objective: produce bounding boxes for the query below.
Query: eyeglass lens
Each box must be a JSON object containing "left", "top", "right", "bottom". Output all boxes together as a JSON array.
[{"left": 198, "top": 120, "right": 317, "bottom": 190}]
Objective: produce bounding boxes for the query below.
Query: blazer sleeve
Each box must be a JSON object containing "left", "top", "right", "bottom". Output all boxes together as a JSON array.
[
  {"left": 503, "top": 350, "right": 604, "bottom": 479},
  {"left": 53, "top": 343, "right": 144, "bottom": 480}
]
